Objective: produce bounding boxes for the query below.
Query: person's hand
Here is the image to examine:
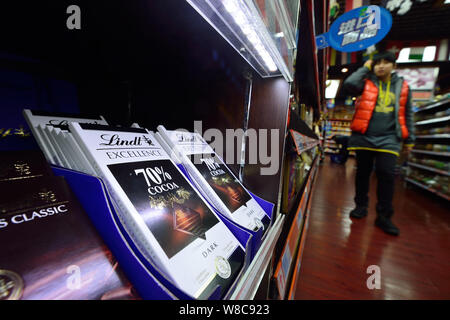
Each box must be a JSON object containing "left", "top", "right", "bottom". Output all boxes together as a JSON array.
[
  {"left": 403, "top": 144, "right": 414, "bottom": 156},
  {"left": 364, "top": 59, "right": 373, "bottom": 70}
]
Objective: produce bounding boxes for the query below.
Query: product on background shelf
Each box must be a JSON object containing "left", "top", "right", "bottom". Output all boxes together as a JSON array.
[
  {"left": 0, "top": 150, "right": 53, "bottom": 182},
  {"left": 409, "top": 156, "right": 449, "bottom": 171},
  {"left": 294, "top": 157, "right": 306, "bottom": 196},
  {"left": 69, "top": 123, "right": 245, "bottom": 299},
  {"left": 408, "top": 169, "right": 450, "bottom": 195},
  {"left": 433, "top": 144, "right": 450, "bottom": 152},
  {"left": 281, "top": 153, "right": 298, "bottom": 213},
  {"left": 0, "top": 153, "right": 138, "bottom": 300},
  {"left": 157, "top": 126, "right": 270, "bottom": 234},
  {"left": 22, "top": 109, "right": 108, "bottom": 166}
]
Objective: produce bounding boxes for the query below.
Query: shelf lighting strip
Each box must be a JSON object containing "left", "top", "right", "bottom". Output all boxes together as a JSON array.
[
  {"left": 186, "top": 0, "right": 293, "bottom": 81},
  {"left": 222, "top": 0, "right": 277, "bottom": 71},
  {"left": 415, "top": 115, "right": 450, "bottom": 125}
]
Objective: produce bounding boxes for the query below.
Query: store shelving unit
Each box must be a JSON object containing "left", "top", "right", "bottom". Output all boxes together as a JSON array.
[
  {"left": 285, "top": 157, "right": 319, "bottom": 299},
  {"left": 229, "top": 214, "right": 285, "bottom": 300},
  {"left": 1, "top": 0, "right": 330, "bottom": 301},
  {"left": 270, "top": 101, "right": 321, "bottom": 299},
  {"left": 405, "top": 177, "right": 450, "bottom": 201},
  {"left": 0, "top": 1, "right": 307, "bottom": 300},
  {"left": 408, "top": 162, "right": 449, "bottom": 177},
  {"left": 416, "top": 134, "right": 450, "bottom": 139},
  {"left": 406, "top": 97, "right": 450, "bottom": 200},
  {"left": 324, "top": 118, "right": 351, "bottom": 154},
  {"left": 411, "top": 149, "right": 450, "bottom": 157},
  {"left": 272, "top": 154, "right": 319, "bottom": 299}
]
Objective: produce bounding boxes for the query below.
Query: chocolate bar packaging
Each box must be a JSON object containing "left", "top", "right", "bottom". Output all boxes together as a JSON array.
[
  {"left": 157, "top": 126, "right": 270, "bottom": 233},
  {"left": 22, "top": 109, "right": 108, "bottom": 166},
  {"left": 0, "top": 150, "right": 53, "bottom": 182},
  {"left": 0, "top": 176, "right": 138, "bottom": 300},
  {"left": 69, "top": 123, "right": 245, "bottom": 299}
]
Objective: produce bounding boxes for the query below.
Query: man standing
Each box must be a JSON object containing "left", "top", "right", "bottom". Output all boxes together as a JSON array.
[{"left": 343, "top": 51, "right": 415, "bottom": 236}]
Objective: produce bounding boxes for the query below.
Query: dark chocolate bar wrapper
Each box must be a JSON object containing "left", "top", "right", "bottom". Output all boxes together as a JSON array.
[
  {"left": 0, "top": 176, "right": 138, "bottom": 300},
  {"left": 0, "top": 150, "right": 53, "bottom": 182}
]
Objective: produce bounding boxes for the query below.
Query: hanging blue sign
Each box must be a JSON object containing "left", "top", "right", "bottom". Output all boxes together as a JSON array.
[{"left": 316, "top": 6, "right": 392, "bottom": 52}]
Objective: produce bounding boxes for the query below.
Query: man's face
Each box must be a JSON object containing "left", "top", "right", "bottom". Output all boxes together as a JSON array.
[{"left": 373, "top": 59, "right": 394, "bottom": 79}]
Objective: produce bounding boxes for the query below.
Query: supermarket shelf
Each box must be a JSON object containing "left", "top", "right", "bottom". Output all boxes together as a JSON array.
[
  {"left": 326, "top": 134, "right": 351, "bottom": 138},
  {"left": 415, "top": 99, "right": 450, "bottom": 113},
  {"left": 229, "top": 214, "right": 285, "bottom": 300},
  {"left": 415, "top": 115, "right": 450, "bottom": 126},
  {"left": 408, "top": 162, "right": 450, "bottom": 177},
  {"left": 289, "top": 130, "right": 320, "bottom": 156},
  {"left": 411, "top": 149, "right": 450, "bottom": 157},
  {"left": 286, "top": 162, "right": 319, "bottom": 300},
  {"left": 405, "top": 178, "right": 450, "bottom": 201},
  {"left": 416, "top": 134, "right": 450, "bottom": 139},
  {"left": 328, "top": 118, "right": 352, "bottom": 121},
  {"left": 273, "top": 157, "right": 319, "bottom": 299}
]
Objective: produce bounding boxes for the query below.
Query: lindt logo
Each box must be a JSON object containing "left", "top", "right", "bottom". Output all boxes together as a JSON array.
[
  {"left": 48, "top": 120, "right": 101, "bottom": 126},
  {"left": 99, "top": 134, "right": 154, "bottom": 146},
  {"left": 176, "top": 133, "right": 198, "bottom": 143}
]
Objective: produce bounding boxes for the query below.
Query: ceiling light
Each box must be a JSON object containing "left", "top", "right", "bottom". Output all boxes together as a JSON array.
[
  {"left": 397, "top": 48, "right": 410, "bottom": 63},
  {"left": 341, "top": 67, "right": 348, "bottom": 73},
  {"left": 325, "top": 80, "right": 340, "bottom": 99},
  {"left": 422, "top": 46, "right": 436, "bottom": 62}
]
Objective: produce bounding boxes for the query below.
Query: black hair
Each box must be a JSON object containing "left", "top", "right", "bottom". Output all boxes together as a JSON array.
[{"left": 372, "top": 51, "right": 396, "bottom": 69}]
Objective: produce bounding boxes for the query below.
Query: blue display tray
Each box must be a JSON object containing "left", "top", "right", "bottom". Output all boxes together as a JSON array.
[
  {"left": 176, "top": 164, "right": 274, "bottom": 260},
  {"left": 51, "top": 166, "right": 272, "bottom": 299}
]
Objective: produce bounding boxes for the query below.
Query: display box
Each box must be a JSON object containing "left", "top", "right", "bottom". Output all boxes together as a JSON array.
[
  {"left": 51, "top": 165, "right": 258, "bottom": 300},
  {"left": 176, "top": 163, "right": 274, "bottom": 260},
  {"left": 156, "top": 128, "right": 274, "bottom": 258}
]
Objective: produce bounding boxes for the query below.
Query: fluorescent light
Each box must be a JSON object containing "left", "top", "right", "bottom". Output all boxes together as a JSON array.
[
  {"left": 397, "top": 48, "right": 410, "bottom": 63},
  {"left": 422, "top": 46, "right": 436, "bottom": 62},
  {"left": 185, "top": 0, "right": 290, "bottom": 80},
  {"left": 233, "top": 11, "right": 247, "bottom": 25},
  {"left": 225, "top": 0, "right": 277, "bottom": 72},
  {"left": 223, "top": 0, "right": 239, "bottom": 13},
  {"left": 341, "top": 67, "right": 348, "bottom": 73}
]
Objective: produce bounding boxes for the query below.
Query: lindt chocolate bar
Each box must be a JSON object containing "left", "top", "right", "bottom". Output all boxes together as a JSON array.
[
  {"left": 156, "top": 126, "right": 270, "bottom": 233},
  {"left": 0, "top": 150, "right": 53, "bottom": 182},
  {"left": 0, "top": 176, "right": 138, "bottom": 300},
  {"left": 69, "top": 123, "right": 245, "bottom": 299}
]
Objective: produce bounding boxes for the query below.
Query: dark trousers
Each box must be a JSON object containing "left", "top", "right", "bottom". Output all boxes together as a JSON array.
[{"left": 354, "top": 150, "right": 397, "bottom": 218}]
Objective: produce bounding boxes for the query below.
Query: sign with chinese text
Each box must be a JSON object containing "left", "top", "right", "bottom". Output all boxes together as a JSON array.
[{"left": 316, "top": 6, "right": 392, "bottom": 52}]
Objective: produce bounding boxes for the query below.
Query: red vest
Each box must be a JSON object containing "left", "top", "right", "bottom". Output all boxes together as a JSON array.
[{"left": 351, "top": 79, "right": 409, "bottom": 139}]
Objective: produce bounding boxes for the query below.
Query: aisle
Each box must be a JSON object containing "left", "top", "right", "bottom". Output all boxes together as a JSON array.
[{"left": 294, "top": 157, "right": 450, "bottom": 299}]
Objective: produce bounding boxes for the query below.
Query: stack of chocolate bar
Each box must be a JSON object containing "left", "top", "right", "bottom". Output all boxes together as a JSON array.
[{"left": 20, "top": 110, "right": 247, "bottom": 299}]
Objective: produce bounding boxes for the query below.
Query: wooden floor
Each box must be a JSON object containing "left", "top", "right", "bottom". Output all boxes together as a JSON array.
[{"left": 294, "top": 157, "right": 450, "bottom": 299}]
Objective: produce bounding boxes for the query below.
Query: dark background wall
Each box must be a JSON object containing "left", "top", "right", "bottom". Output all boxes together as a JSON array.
[{"left": 0, "top": 0, "right": 291, "bottom": 207}]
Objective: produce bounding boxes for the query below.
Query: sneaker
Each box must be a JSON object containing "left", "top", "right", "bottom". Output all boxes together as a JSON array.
[
  {"left": 349, "top": 206, "right": 368, "bottom": 219},
  {"left": 375, "top": 216, "right": 399, "bottom": 236}
]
